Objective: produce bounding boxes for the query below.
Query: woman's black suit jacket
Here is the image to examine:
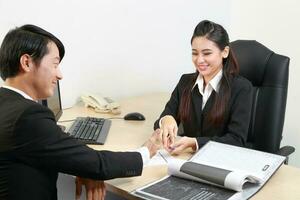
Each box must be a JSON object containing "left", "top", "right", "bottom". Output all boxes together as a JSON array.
[
  {"left": 154, "top": 73, "right": 253, "bottom": 147},
  {"left": 0, "top": 88, "right": 143, "bottom": 200}
]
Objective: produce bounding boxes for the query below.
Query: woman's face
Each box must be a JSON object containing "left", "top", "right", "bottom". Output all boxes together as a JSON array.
[{"left": 192, "top": 36, "right": 229, "bottom": 83}]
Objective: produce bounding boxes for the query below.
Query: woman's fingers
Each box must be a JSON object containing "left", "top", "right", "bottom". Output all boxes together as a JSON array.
[
  {"left": 169, "top": 137, "right": 196, "bottom": 155},
  {"left": 170, "top": 141, "right": 186, "bottom": 155},
  {"left": 160, "top": 116, "right": 178, "bottom": 148}
]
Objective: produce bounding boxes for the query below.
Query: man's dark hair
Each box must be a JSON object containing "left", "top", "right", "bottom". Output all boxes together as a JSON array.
[{"left": 0, "top": 24, "right": 65, "bottom": 80}]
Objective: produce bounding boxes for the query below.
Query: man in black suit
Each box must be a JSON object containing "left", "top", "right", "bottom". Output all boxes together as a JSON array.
[{"left": 0, "top": 25, "right": 159, "bottom": 200}]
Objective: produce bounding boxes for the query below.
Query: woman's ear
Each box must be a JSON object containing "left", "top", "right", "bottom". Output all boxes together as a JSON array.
[
  {"left": 19, "top": 54, "right": 32, "bottom": 72},
  {"left": 222, "top": 46, "right": 230, "bottom": 59}
]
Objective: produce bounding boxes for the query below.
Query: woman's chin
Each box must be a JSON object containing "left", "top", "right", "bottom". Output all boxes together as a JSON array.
[{"left": 197, "top": 69, "right": 210, "bottom": 76}]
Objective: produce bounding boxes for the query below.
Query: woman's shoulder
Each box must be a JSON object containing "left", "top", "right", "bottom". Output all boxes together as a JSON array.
[
  {"left": 231, "top": 75, "right": 253, "bottom": 91},
  {"left": 178, "top": 72, "right": 197, "bottom": 83},
  {"left": 174, "top": 73, "right": 197, "bottom": 89}
]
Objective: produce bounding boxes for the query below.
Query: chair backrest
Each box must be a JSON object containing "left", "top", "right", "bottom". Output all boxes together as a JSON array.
[{"left": 230, "top": 40, "right": 289, "bottom": 153}]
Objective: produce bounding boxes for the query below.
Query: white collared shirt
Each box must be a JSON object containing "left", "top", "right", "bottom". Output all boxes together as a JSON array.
[
  {"left": 193, "top": 69, "right": 223, "bottom": 109},
  {"left": 2, "top": 85, "right": 34, "bottom": 101}
]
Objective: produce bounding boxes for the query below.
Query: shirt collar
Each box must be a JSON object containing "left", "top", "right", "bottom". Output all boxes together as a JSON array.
[
  {"left": 193, "top": 69, "right": 223, "bottom": 93},
  {"left": 2, "top": 85, "right": 34, "bottom": 101}
]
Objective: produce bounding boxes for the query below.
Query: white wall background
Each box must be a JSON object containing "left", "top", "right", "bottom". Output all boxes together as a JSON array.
[
  {"left": 0, "top": 0, "right": 299, "bottom": 167},
  {"left": 229, "top": 0, "right": 300, "bottom": 167},
  {"left": 0, "top": 0, "right": 230, "bottom": 106}
]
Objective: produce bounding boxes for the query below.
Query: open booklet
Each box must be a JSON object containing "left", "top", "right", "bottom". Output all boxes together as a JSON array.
[{"left": 134, "top": 141, "right": 286, "bottom": 200}]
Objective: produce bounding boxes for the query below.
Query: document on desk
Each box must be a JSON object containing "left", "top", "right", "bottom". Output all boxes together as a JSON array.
[
  {"left": 145, "top": 149, "right": 171, "bottom": 167},
  {"left": 134, "top": 141, "right": 285, "bottom": 200}
]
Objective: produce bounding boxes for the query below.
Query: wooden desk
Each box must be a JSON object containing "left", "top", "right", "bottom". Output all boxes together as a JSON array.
[{"left": 60, "top": 93, "right": 300, "bottom": 200}]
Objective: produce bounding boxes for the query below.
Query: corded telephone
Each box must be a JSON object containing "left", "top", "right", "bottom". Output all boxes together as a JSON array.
[{"left": 81, "top": 94, "right": 121, "bottom": 114}]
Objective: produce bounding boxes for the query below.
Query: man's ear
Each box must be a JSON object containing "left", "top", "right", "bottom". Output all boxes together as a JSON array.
[{"left": 19, "top": 54, "right": 32, "bottom": 73}]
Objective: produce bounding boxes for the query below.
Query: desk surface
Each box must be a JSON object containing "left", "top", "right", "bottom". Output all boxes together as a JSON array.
[{"left": 61, "top": 93, "right": 300, "bottom": 200}]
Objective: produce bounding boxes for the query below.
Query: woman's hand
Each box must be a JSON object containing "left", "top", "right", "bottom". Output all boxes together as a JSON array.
[
  {"left": 169, "top": 136, "right": 197, "bottom": 155},
  {"left": 160, "top": 115, "right": 178, "bottom": 150},
  {"left": 75, "top": 177, "right": 106, "bottom": 200}
]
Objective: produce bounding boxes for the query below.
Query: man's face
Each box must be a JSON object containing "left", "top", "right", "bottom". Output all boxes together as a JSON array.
[{"left": 30, "top": 42, "right": 63, "bottom": 100}]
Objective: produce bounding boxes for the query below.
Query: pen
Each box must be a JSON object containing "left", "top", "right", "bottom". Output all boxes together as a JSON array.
[{"left": 158, "top": 152, "right": 168, "bottom": 163}]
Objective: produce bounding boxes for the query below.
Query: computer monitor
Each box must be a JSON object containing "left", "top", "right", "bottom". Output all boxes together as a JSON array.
[{"left": 38, "top": 81, "right": 63, "bottom": 121}]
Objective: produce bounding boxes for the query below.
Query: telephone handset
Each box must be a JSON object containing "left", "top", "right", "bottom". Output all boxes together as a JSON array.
[{"left": 81, "top": 94, "right": 121, "bottom": 114}]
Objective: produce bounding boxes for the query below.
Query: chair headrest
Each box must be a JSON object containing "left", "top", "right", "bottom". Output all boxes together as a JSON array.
[{"left": 231, "top": 40, "right": 273, "bottom": 86}]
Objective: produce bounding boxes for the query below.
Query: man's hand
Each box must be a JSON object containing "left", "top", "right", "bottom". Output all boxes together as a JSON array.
[
  {"left": 75, "top": 177, "right": 106, "bottom": 200},
  {"left": 143, "top": 129, "right": 161, "bottom": 157}
]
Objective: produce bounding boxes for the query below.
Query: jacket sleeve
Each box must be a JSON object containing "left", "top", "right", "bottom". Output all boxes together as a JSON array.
[
  {"left": 153, "top": 75, "right": 186, "bottom": 130},
  {"left": 196, "top": 78, "right": 253, "bottom": 147},
  {"left": 13, "top": 105, "right": 143, "bottom": 180}
]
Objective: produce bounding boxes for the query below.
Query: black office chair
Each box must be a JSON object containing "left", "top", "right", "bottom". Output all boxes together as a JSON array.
[{"left": 230, "top": 40, "right": 295, "bottom": 163}]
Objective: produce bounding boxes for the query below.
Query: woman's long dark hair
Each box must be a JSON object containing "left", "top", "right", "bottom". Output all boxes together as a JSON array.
[{"left": 178, "top": 20, "right": 239, "bottom": 125}]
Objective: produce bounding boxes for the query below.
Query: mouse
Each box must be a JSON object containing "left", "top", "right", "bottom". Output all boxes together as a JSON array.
[{"left": 124, "top": 112, "right": 145, "bottom": 121}]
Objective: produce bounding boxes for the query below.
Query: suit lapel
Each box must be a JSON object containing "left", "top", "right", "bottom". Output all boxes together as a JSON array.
[
  {"left": 191, "top": 85, "right": 203, "bottom": 131},
  {"left": 201, "top": 91, "right": 217, "bottom": 135},
  {"left": 202, "top": 91, "right": 216, "bottom": 114}
]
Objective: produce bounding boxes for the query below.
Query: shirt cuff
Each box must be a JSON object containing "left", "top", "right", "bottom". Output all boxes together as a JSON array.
[{"left": 135, "top": 146, "right": 150, "bottom": 166}]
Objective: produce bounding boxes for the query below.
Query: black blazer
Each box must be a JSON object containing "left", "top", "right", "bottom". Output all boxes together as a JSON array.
[
  {"left": 154, "top": 73, "right": 253, "bottom": 147},
  {"left": 0, "top": 88, "right": 143, "bottom": 200}
]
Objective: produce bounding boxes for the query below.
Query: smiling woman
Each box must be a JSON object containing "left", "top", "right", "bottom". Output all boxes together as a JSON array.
[
  {"left": 191, "top": 36, "right": 229, "bottom": 83},
  {"left": 153, "top": 20, "right": 253, "bottom": 155}
]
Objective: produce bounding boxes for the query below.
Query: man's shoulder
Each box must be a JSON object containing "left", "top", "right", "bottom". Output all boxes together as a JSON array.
[
  {"left": 20, "top": 101, "right": 54, "bottom": 120},
  {"left": 0, "top": 88, "right": 54, "bottom": 120}
]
